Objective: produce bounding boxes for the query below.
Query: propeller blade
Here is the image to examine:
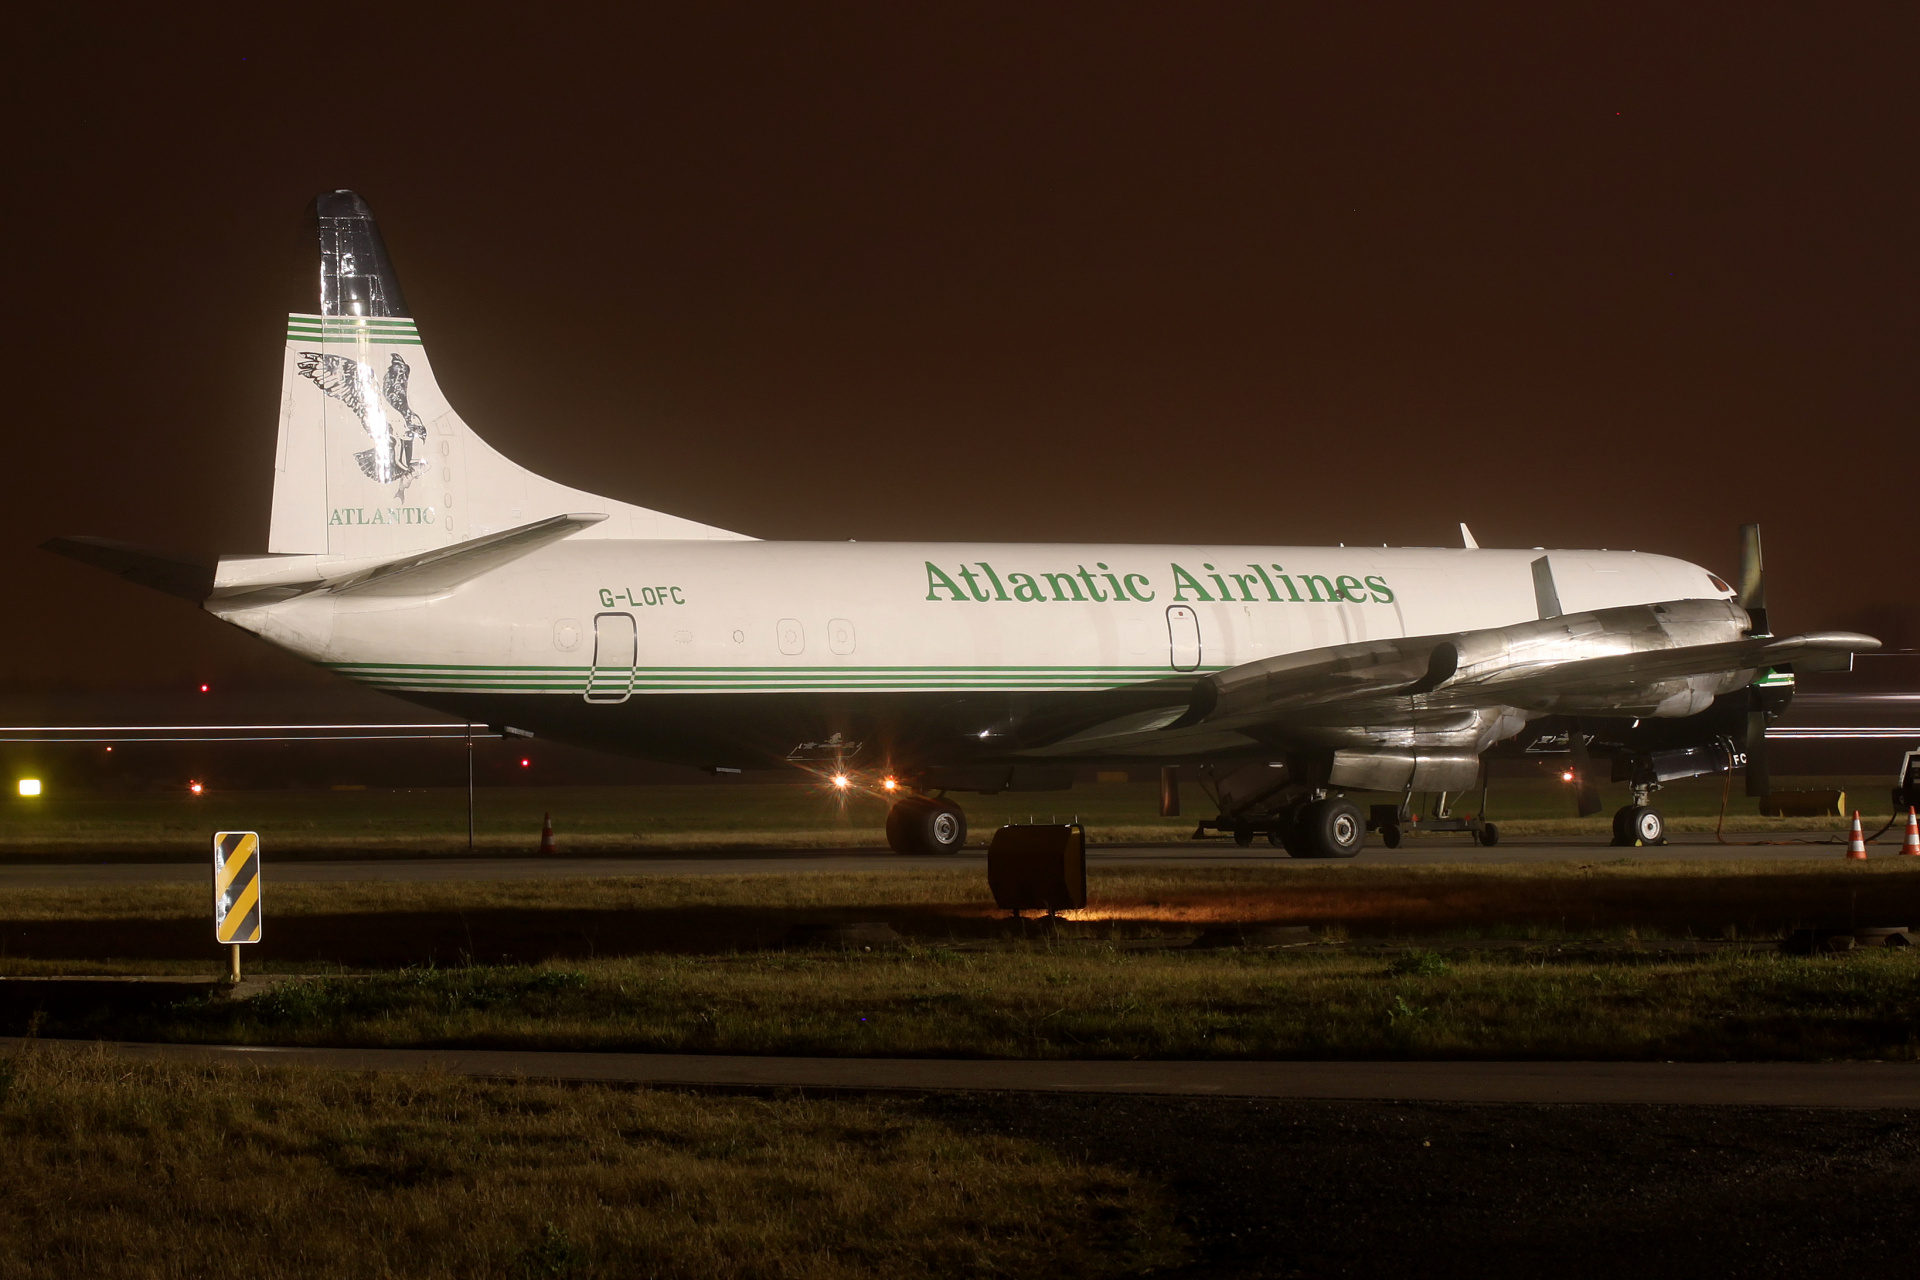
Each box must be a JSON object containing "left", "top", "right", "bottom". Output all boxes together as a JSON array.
[
  {"left": 1568, "top": 721, "right": 1603, "bottom": 817},
  {"left": 1744, "top": 708, "right": 1771, "bottom": 798},
  {"left": 1737, "top": 523, "right": 1769, "bottom": 635}
]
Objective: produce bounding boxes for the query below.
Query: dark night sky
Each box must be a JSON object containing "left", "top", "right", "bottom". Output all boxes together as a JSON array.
[{"left": 4, "top": 6, "right": 1913, "bottom": 694}]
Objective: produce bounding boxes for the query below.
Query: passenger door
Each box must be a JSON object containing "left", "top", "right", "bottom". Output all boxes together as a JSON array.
[
  {"left": 584, "top": 612, "right": 638, "bottom": 703},
  {"left": 1166, "top": 605, "right": 1201, "bottom": 671}
]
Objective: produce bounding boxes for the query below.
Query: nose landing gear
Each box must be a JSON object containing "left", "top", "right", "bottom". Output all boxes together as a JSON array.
[
  {"left": 1611, "top": 803, "right": 1666, "bottom": 846},
  {"left": 1611, "top": 783, "right": 1667, "bottom": 846}
]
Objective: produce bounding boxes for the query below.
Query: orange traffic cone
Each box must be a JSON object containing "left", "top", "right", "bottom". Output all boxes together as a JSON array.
[
  {"left": 538, "top": 812, "right": 557, "bottom": 857},
  {"left": 1845, "top": 810, "right": 1868, "bottom": 860},
  {"left": 1902, "top": 807, "right": 1920, "bottom": 857}
]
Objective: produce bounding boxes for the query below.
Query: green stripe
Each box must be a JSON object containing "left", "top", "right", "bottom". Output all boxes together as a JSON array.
[
  {"left": 286, "top": 314, "right": 422, "bottom": 345},
  {"left": 329, "top": 662, "right": 1182, "bottom": 674},
  {"left": 326, "top": 659, "right": 1214, "bottom": 696},
  {"left": 285, "top": 328, "right": 420, "bottom": 336},
  {"left": 287, "top": 313, "right": 418, "bottom": 327},
  {"left": 350, "top": 675, "right": 1163, "bottom": 685},
  {"left": 286, "top": 335, "right": 424, "bottom": 346}
]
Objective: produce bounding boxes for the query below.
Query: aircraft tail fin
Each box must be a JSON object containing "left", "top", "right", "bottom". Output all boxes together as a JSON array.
[{"left": 268, "top": 191, "right": 749, "bottom": 558}]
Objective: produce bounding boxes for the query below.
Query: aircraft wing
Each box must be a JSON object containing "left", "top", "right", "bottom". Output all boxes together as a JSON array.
[
  {"left": 1018, "top": 607, "right": 1878, "bottom": 760},
  {"left": 1177, "top": 635, "right": 1451, "bottom": 726},
  {"left": 1450, "top": 629, "right": 1875, "bottom": 708},
  {"left": 1188, "top": 604, "right": 1878, "bottom": 728},
  {"left": 326, "top": 513, "right": 608, "bottom": 597}
]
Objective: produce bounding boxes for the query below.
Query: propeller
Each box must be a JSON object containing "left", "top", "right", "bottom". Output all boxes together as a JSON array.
[
  {"left": 1737, "top": 522, "right": 1779, "bottom": 798},
  {"left": 1737, "top": 523, "right": 1768, "bottom": 637}
]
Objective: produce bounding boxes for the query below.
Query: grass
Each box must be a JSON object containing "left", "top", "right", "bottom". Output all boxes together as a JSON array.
[
  {"left": 5, "top": 858, "right": 1920, "bottom": 927},
  {"left": 11, "top": 863, "right": 1920, "bottom": 1061},
  {"left": 65, "top": 945, "right": 1917, "bottom": 1063},
  {"left": 0, "top": 775, "right": 1894, "bottom": 857},
  {"left": 0, "top": 1041, "right": 1185, "bottom": 1280}
]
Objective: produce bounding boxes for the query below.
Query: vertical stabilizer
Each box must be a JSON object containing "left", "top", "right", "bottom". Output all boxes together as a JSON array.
[{"left": 268, "top": 191, "right": 748, "bottom": 558}]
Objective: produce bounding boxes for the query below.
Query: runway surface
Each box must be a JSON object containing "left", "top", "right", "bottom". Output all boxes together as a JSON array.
[
  {"left": 0, "top": 832, "right": 1869, "bottom": 886},
  {"left": 22, "top": 1038, "right": 1920, "bottom": 1106}
]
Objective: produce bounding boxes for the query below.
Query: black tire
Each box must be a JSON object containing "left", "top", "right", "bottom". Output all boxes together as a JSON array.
[
  {"left": 1628, "top": 805, "right": 1664, "bottom": 846},
  {"left": 1380, "top": 825, "right": 1403, "bottom": 849},
  {"left": 1477, "top": 822, "right": 1500, "bottom": 847},
  {"left": 884, "top": 797, "right": 926, "bottom": 853},
  {"left": 1266, "top": 822, "right": 1290, "bottom": 848},
  {"left": 885, "top": 797, "right": 968, "bottom": 854},
  {"left": 1294, "top": 797, "right": 1365, "bottom": 858},
  {"left": 1233, "top": 825, "right": 1255, "bottom": 847},
  {"left": 1610, "top": 805, "right": 1637, "bottom": 847}
]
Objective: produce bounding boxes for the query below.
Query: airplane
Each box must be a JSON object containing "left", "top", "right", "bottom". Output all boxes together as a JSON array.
[{"left": 47, "top": 190, "right": 1880, "bottom": 857}]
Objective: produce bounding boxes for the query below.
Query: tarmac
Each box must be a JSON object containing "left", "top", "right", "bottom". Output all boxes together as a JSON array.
[
  {"left": 0, "top": 832, "right": 1871, "bottom": 886},
  {"left": 15, "top": 1038, "right": 1920, "bottom": 1107}
]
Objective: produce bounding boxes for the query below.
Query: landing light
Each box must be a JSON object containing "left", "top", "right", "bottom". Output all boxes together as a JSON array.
[
  {"left": 832, "top": 775, "right": 850, "bottom": 789},
  {"left": 882, "top": 777, "right": 899, "bottom": 792},
  {"left": 1561, "top": 770, "right": 1575, "bottom": 783},
  {"left": 17, "top": 779, "right": 41, "bottom": 797},
  {"left": 189, "top": 781, "right": 205, "bottom": 795}
]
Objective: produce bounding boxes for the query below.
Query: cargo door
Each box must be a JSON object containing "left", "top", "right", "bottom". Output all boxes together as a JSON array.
[
  {"left": 1166, "top": 605, "right": 1202, "bottom": 671},
  {"left": 584, "top": 612, "right": 638, "bottom": 703}
]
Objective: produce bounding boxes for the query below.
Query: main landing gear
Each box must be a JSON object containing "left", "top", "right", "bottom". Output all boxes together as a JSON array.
[
  {"left": 1611, "top": 784, "right": 1667, "bottom": 846},
  {"left": 886, "top": 795, "right": 968, "bottom": 855},
  {"left": 1229, "top": 797, "right": 1366, "bottom": 859}
]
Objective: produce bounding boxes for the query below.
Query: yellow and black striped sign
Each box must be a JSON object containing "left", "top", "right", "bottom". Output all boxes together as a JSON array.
[{"left": 212, "top": 831, "right": 262, "bottom": 944}]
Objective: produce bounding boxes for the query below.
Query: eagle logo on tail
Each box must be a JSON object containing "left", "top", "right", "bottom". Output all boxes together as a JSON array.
[{"left": 296, "top": 352, "right": 431, "bottom": 497}]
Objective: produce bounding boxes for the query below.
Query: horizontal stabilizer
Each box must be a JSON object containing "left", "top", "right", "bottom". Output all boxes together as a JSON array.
[
  {"left": 41, "top": 537, "right": 217, "bottom": 602},
  {"left": 326, "top": 512, "right": 607, "bottom": 597}
]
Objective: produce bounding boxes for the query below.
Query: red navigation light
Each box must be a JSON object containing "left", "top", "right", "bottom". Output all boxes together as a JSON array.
[
  {"left": 520, "top": 757, "right": 531, "bottom": 768},
  {"left": 189, "top": 781, "right": 205, "bottom": 795},
  {"left": 198, "top": 684, "right": 210, "bottom": 693}
]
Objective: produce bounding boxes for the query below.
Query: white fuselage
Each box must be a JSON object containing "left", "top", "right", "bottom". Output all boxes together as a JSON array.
[{"left": 213, "top": 541, "right": 1727, "bottom": 699}]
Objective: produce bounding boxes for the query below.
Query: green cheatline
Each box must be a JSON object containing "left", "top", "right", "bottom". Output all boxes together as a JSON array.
[
  {"left": 329, "top": 662, "right": 1190, "bottom": 674},
  {"left": 327, "top": 660, "right": 1214, "bottom": 693},
  {"left": 337, "top": 679, "right": 1197, "bottom": 694}
]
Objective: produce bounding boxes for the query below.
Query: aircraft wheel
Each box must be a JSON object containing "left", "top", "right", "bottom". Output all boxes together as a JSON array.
[
  {"left": 1610, "top": 805, "right": 1637, "bottom": 847},
  {"left": 1477, "top": 823, "right": 1500, "bottom": 847},
  {"left": 885, "top": 798, "right": 927, "bottom": 853},
  {"left": 1627, "top": 805, "right": 1665, "bottom": 846},
  {"left": 1233, "top": 825, "right": 1256, "bottom": 848},
  {"left": 1380, "top": 824, "right": 1403, "bottom": 849},
  {"left": 886, "top": 797, "right": 968, "bottom": 854},
  {"left": 1294, "top": 797, "right": 1366, "bottom": 858},
  {"left": 1266, "top": 822, "right": 1290, "bottom": 848}
]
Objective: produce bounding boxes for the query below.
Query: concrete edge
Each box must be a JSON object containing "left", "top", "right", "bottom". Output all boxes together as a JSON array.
[{"left": 7, "top": 1039, "right": 1920, "bottom": 1107}]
